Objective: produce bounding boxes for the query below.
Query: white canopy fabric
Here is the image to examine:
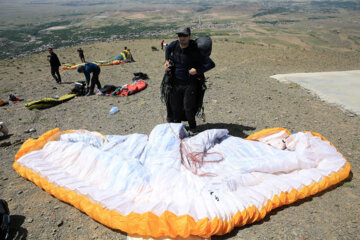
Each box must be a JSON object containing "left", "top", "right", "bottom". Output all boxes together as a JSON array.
[{"left": 13, "top": 124, "right": 350, "bottom": 238}]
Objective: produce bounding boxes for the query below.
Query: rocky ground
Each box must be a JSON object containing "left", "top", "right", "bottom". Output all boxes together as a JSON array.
[{"left": 0, "top": 38, "right": 359, "bottom": 239}]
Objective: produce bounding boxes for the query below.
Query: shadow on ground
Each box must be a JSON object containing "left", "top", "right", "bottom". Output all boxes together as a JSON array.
[
  {"left": 198, "top": 123, "right": 256, "bottom": 138},
  {"left": 0, "top": 134, "right": 12, "bottom": 141},
  {"left": 7, "top": 215, "right": 27, "bottom": 240},
  {"left": 59, "top": 81, "right": 73, "bottom": 85}
]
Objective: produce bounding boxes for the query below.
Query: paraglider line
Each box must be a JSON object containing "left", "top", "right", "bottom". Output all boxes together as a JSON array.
[{"left": 168, "top": 123, "right": 224, "bottom": 176}]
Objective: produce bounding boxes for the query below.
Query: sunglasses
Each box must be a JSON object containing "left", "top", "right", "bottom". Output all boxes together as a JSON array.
[{"left": 177, "top": 34, "right": 189, "bottom": 37}]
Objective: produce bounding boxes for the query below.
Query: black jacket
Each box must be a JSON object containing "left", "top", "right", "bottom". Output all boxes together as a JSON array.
[
  {"left": 165, "top": 40, "right": 215, "bottom": 84},
  {"left": 49, "top": 52, "right": 61, "bottom": 68}
]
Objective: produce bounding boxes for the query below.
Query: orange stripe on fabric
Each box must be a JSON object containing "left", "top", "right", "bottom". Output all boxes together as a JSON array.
[
  {"left": 13, "top": 129, "right": 351, "bottom": 238},
  {"left": 246, "top": 128, "right": 291, "bottom": 141}
]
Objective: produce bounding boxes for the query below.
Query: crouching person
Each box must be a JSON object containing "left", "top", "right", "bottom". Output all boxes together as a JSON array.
[{"left": 77, "top": 62, "right": 102, "bottom": 96}]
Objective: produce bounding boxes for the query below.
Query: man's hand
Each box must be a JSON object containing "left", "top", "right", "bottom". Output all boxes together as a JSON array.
[
  {"left": 164, "top": 60, "right": 170, "bottom": 71},
  {"left": 189, "top": 68, "right": 197, "bottom": 76}
]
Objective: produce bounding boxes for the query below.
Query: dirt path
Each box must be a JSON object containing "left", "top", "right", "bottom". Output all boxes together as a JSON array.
[{"left": 0, "top": 39, "right": 359, "bottom": 239}]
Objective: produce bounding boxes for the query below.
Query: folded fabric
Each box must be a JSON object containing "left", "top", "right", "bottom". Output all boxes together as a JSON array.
[{"left": 25, "top": 94, "right": 76, "bottom": 110}]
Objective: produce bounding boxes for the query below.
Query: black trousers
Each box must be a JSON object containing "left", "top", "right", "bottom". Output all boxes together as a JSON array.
[
  {"left": 89, "top": 70, "right": 102, "bottom": 92},
  {"left": 79, "top": 54, "right": 85, "bottom": 63},
  {"left": 51, "top": 66, "right": 61, "bottom": 83},
  {"left": 169, "top": 81, "right": 199, "bottom": 129}
]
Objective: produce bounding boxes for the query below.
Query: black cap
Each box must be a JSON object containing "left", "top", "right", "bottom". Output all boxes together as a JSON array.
[{"left": 176, "top": 26, "right": 191, "bottom": 36}]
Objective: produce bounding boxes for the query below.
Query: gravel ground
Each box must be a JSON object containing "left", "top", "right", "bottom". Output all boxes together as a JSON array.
[{"left": 0, "top": 39, "right": 359, "bottom": 240}]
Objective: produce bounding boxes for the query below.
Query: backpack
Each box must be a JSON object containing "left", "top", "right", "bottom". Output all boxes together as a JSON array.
[
  {"left": 0, "top": 199, "right": 10, "bottom": 240},
  {"left": 195, "top": 36, "right": 212, "bottom": 57},
  {"left": 71, "top": 81, "right": 86, "bottom": 96}
]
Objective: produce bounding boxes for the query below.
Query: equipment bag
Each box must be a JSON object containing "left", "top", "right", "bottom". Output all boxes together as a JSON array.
[
  {"left": 195, "top": 36, "right": 212, "bottom": 56},
  {"left": 0, "top": 199, "right": 10, "bottom": 240},
  {"left": 71, "top": 81, "right": 86, "bottom": 96}
]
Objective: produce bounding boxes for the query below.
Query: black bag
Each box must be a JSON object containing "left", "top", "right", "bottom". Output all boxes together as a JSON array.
[
  {"left": 133, "top": 72, "right": 149, "bottom": 81},
  {"left": 160, "top": 71, "right": 174, "bottom": 121},
  {"left": 99, "top": 85, "right": 117, "bottom": 94},
  {"left": 71, "top": 81, "right": 86, "bottom": 96},
  {"left": 160, "top": 71, "right": 173, "bottom": 103},
  {"left": 0, "top": 199, "right": 10, "bottom": 240},
  {"left": 195, "top": 36, "right": 212, "bottom": 56}
]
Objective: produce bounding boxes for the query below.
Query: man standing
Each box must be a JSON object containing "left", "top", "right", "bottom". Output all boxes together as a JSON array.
[
  {"left": 77, "top": 48, "right": 85, "bottom": 63},
  {"left": 76, "top": 62, "right": 102, "bottom": 96},
  {"left": 47, "top": 48, "right": 62, "bottom": 84},
  {"left": 164, "top": 26, "right": 215, "bottom": 133},
  {"left": 161, "top": 40, "right": 164, "bottom": 50}
]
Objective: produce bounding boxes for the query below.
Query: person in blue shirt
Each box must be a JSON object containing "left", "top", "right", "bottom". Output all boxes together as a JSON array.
[
  {"left": 164, "top": 26, "right": 215, "bottom": 133},
  {"left": 77, "top": 62, "right": 102, "bottom": 96}
]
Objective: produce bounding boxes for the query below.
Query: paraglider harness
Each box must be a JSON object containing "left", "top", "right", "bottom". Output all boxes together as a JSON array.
[{"left": 160, "top": 37, "right": 211, "bottom": 121}]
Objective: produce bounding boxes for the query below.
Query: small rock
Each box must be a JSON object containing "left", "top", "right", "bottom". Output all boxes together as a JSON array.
[
  {"left": 50, "top": 214, "right": 56, "bottom": 221},
  {"left": 57, "top": 220, "right": 63, "bottom": 227},
  {"left": 54, "top": 205, "right": 60, "bottom": 210},
  {"left": 26, "top": 218, "right": 33, "bottom": 223},
  {"left": 24, "top": 128, "right": 36, "bottom": 133},
  {"left": 17, "top": 190, "right": 23, "bottom": 195}
]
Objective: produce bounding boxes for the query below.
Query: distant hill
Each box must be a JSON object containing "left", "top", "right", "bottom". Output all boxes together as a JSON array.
[{"left": 0, "top": 0, "right": 359, "bottom": 59}]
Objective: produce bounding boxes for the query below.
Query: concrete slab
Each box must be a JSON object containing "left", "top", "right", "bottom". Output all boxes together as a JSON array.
[{"left": 271, "top": 70, "right": 360, "bottom": 115}]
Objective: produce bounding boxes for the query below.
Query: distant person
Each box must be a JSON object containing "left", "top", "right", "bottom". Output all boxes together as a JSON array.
[
  {"left": 161, "top": 40, "right": 164, "bottom": 50},
  {"left": 124, "top": 46, "right": 135, "bottom": 62},
  {"left": 77, "top": 48, "right": 85, "bottom": 63},
  {"left": 123, "top": 46, "right": 130, "bottom": 59},
  {"left": 47, "top": 48, "right": 61, "bottom": 84},
  {"left": 163, "top": 26, "right": 215, "bottom": 134},
  {"left": 76, "top": 62, "right": 102, "bottom": 96}
]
